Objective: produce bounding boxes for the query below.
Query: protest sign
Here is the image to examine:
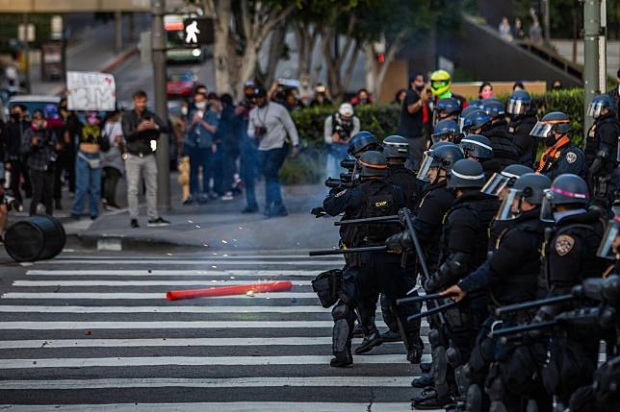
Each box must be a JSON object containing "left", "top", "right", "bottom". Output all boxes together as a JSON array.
[{"left": 67, "top": 71, "right": 116, "bottom": 111}]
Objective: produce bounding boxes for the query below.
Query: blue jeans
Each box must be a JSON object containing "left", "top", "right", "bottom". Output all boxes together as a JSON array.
[
  {"left": 258, "top": 145, "right": 288, "bottom": 209},
  {"left": 326, "top": 144, "right": 349, "bottom": 180},
  {"left": 188, "top": 147, "right": 212, "bottom": 196},
  {"left": 240, "top": 137, "right": 258, "bottom": 208},
  {"left": 0, "top": 161, "right": 4, "bottom": 182},
  {"left": 72, "top": 152, "right": 102, "bottom": 218}
]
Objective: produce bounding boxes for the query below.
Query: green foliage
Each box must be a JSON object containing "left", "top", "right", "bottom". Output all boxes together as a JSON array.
[{"left": 279, "top": 148, "right": 326, "bottom": 185}]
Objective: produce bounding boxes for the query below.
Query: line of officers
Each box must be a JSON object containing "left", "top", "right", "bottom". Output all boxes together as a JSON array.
[{"left": 313, "top": 90, "right": 620, "bottom": 411}]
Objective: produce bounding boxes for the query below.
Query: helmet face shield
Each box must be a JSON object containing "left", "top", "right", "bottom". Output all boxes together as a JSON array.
[
  {"left": 495, "top": 188, "right": 520, "bottom": 221},
  {"left": 597, "top": 220, "right": 620, "bottom": 260},
  {"left": 481, "top": 172, "right": 511, "bottom": 198},
  {"left": 507, "top": 99, "right": 527, "bottom": 116},
  {"left": 417, "top": 151, "right": 435, "bottom": 181},
  {"left": 539, "top": 189, "right": 555, "bottom": 223},
  {"left": 587, "top": 101, "right": 606, "bottom": 119},
  {"left": 530, "top": 121, "right": 553, "bottom": 138}
]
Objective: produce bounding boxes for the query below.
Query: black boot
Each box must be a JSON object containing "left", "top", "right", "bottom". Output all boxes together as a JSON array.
[
  {"left": 380, "top": 329, "right": 403, "bottom": 342},
  {"left": 330, "top": 349, "right": 353, "bottom": 367},
  {"left": 354, "top": 330, "right": 382, "bottom": 354},
  {"left": 412, "top": 373, "right": 434, "bottom": 388}
]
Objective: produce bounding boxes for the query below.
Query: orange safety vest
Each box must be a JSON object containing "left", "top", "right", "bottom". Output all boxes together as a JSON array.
[{"left": 536, "top": 136, "right": 571, "bottom": 174}]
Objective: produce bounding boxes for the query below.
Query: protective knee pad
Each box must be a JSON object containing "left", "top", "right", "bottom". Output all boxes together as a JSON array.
[
  {"left": 446, "top": 345, "right": 463, "bottom": 368},
  {"left": 429, "top": 328, "right": 442, "bottom": 347},
  {"left": 454, "top": 364, "right": 471, "bottom": 399},
  {"left": 432, "top": 345, "right": 448, "bottom": 386},
  {"left": 465, "top": 384, "right": 483, "bottom": 412},
  {"left": 331, "top": 303, "right": 350, "bottom": 321}
]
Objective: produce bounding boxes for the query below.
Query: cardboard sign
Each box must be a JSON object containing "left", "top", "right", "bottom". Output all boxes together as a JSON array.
[{"left": 67, "top": 71, "right": 116, "bottom": 111}]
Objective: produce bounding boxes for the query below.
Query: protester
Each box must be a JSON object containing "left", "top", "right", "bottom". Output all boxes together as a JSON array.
[
  {"left": 217, "top": 94, "right": 241, "bottom": 201},
  {"left": 54, "top": 98, "right": 81, "bottom": 210},
  {"left": 101, "top": 110, "right": 124, "bottom": 211},
  {"left": 324, "top": 103, "right": 360, "bottom": 179},
  {"left": 309, "top": 84, "right": 333, "bottom": 107},
  {"left": 479, "top": 82, "right": 494, "bottom": 99},
  {"left": 393, "top": 89, "right": 407, "bottom": 106},
  {"left": 121, "top": 90, "right": 170, "bottom": 228},
  {"left": 498, "top": 17, "right": 513, "bottom": 42},
  {"left": 5, "top": 105, "right": 30, "bottom": 205},
  {"left": 350, "top": 88, "right": 373, "bottom": 106},
  {"left": 397, "top": 73, "right": 431, "bottom": 169}
]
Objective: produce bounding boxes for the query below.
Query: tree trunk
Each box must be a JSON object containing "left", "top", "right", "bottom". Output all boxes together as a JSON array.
[
  {"left": 293, "top": 23, "right": 309, "bottom": 78},
  {"left": 213, "top": 0, "right": 232, "bottom": 95},
  {"left": 263, "top": 22, "right": 287, "bottom": 87},
  {"left": 236, "top": 39, "right": 259, "bottom": 98},
  {"left": 364, "top": 44, "right": 378, "bottom": 97}
]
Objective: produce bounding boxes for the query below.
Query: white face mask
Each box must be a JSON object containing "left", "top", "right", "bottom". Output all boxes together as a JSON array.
[
  {"left": 181, "top": 107, "right": 188, "bottom": 116},
  {"left": 195, "top": 102, "right": 207, "bottom": 110}
]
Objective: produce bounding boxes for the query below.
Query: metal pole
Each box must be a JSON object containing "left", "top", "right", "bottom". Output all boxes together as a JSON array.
[
  {"left": 583, "top": 0, "right": 601, "bottom": 137},
  {"left": 600, "top": 0, "right": 608, "bottom": 90},
  {"left": 23, "top": 13, "right": 30, "bottom": 93},
  {"left": 115, "top": 10, "right": 123, "bottom": 53},
  {"left": 152, "top": 0, "right": 171, "bottom": 212},
  {"left": 543, "top": 0, "right": 551, "bottom": 45}
]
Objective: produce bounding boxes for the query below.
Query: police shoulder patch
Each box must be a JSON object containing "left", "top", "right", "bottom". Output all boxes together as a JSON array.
[
  {"left": 566, "top": 152, "right": 578, "bottom": 164},
  {"left": 555, "top": 235, "right": 576, "bottom": 256},
  {"left": 335, "top": 189, "right": 347, "bottom": 198}
]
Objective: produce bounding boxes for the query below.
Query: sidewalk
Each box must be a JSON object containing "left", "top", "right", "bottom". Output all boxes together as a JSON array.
[{"left": 59, "top": 173, "right": 341, "bottom": 252}]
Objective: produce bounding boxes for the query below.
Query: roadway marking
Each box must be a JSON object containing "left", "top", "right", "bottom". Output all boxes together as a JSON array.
[
  {"left": 0, "top": 377, "right": 414, "bottom": 390},
  {"left": 37, "top": 260, "right": 341, "bottom": 266},
  {"left": 0, "top": 321, "right": 335, "bottom": 329},
  {"left": 0, "top": 403, "right": 432, "bottom": 412},
  {"left": 0, "top": 305, "right": 331, "bottom": 314},
  {"left": 26, "top": 269, "right": 318, "bottom": 277},
  {"left": 0, "top": 354, "right": 430, "bottom": 369},
  {"left": 13, "top": 280, "right": 313, "bottom": 287},
  {"left": 0, "top": 292, "right": 318, "bottom": 300},
  {"left": 0, "top": 337, "right": 426, "bottom": 349}
]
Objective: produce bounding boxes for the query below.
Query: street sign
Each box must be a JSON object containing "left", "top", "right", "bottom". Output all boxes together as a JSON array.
[
  {"left": 18, "top": 24, "right": 36, "bottom": 43},
  {"left": 67, "top": 71, "right": 116, "bottom": 111},
  {"left": 182, "top": 18, "right": 214, "bottom": 46}
]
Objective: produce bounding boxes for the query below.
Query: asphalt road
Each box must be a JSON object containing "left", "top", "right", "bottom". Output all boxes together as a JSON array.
[{"left": 0, "top": 250, "right": 432, "bottom": 411}]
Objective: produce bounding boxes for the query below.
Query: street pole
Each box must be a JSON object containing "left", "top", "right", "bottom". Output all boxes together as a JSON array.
[
  {"left": 543, "top": 0, "right": 551, "bottom": 45},
  {"left": 583, "top": 0, "right": 601, "bottom": 137},
  {"left": 23, "top": 12, "right": 30, "bottom": 93},
  {"left": 600, "top": 0, "right": 608, "bottom": 90},
  {"left": 152, "top": 0, "right": 171, "bottom": 212}
]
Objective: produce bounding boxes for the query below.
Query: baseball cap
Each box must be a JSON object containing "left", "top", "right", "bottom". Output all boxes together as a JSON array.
[{"left": 339, "top": 103, "right": 354, "bottom": 117}]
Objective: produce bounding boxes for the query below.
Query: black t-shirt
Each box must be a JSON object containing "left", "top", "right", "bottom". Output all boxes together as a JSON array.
[{"left": 397, "top": 89, "right": 423, "bottom": 138}]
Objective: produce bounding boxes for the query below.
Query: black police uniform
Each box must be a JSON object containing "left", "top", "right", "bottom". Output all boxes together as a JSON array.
[
  {"left": 386, "top": 164, "right": 420, "bottom": 210},
  {"left": 482, "top": 119, "right": 520, "bottom": 170},
  {"left": 585, "top": 112, "right": 620, "bottom": 213},
  {"left": 537, "top": 140, "right": 587, "bottom": 181},
  {"left": 420, "top": 191, "right": 497, "bottom": 405},
  {"left": 541, "top": 211, "right": 608, "bottom": 407},
  {"left": 509, "top": 113, "right": 538, "bottom": 167},
  {"left": 322, "top": 180, "right": 419, "bottom": 366},
  {"left": 459, "top": 209, "right": 550, "bottom": 411}
]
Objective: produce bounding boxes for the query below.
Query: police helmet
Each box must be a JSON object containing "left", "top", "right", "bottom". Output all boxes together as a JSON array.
[
  {"left": 506, "top": 89, "right": 532, "bottom": 116},
  {"left": 530, "top": 111, "right": 571, "bottom": 138},
  {"left": 358, "top": 150, "right": 388, "bottom": 178},
  {"left": 495, "top": 173, "right": 552, "bottom": 220},
  {"left": 382, "top": 135, "right": 409, "bottom": 159},
  {"left": 468, "top": 100, "right": 484, "bottom": 110},
  {"left": 348, "top": 131, "right": 379, "bottom": 157},
  {"left": 430, "top": 70, "right": 452, "bottom": 97},
  {"left": 588, "top": 94, "right": 615, "bottom": 119},
  {"left": 540, "top": 174, "right": 590, "bottom": 222},
  {"left": 458, "top": 105, "right": 481, "bottom": 132},
  {"left": 482, "top": 164, "right": 535, "bottom": 197},
  {"left": 435, "top": 98, "right": 461, "bottom": 116},
  {"left": 459, "top": 134, "right": 494, "bottom": 161},
  {"left": 481, "top": 99, "right": 506, "bottom": 119},
  {"left": 447, "top": 159, "right": 486, "bottom": 190},
  {"left": 462, "top": 110, "right": 492, "bottom": 134},
  {"left": 417, "top": 143, "right": 464, "bottom": 181},
  {"left": 432, "top": 119, "right": 461, "bottom": 143},
  {"left": 597, "top": 216, "right": 620, "bottom": 260}
]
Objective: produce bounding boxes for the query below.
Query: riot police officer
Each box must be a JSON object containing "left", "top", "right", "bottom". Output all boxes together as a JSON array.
[
  {"left": 533, "top": 112, "right": 587, "bottom": 180},
  {"left": 322, "top": 151, "right": 420, "bottom": 367},
  {"left": 441, "top": 173, "right": 552, "bottom": 411},
  {"left": 415, "top": 159, "right": 498, "bottom": 409},
  {"left": 434, "top": 97, "right": 461, "bottom": 125},
  {"left": 432, "top": 119, "right": 462, "bottom": 144},
  {"left": 463, "top": 108, "right": 519, "bottom": 170},
  {"left": 348, "top": 130, "right": 381, "bottom": 159},
  {"left": 507, "top": 89, "right": 539, "bottom": 167},
  {"left": 383, "top": 135, "right": 420, "bottom": 208},
  {"left": 585, "top": 94, "right": 620, "bottom": 215},
  {"left": 534, "top": 174, "right": 608, "bottom": 409},
  {"left": 459, "top": 133, "right": 499, "bottom": 179}
]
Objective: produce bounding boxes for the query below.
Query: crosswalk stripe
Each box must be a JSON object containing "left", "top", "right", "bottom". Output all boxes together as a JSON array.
[
  {"left": 0, "top": 321, "right": 335, "bottom": 329},
  {"left": 38, "top": 259, "right": 340, "bottom": 266},
  {"left": 13, "top": 280, "right": 314, "bottom": 287},
  {"left": 0, "top": 354, "right": 430, "bottom": 369},
  {"left": 26, "top": 269, "right": 320, "bottom": 277},
  {"left": 0, "top": 403, "right": 433, "bottom": 412},
  {"left": 0, "top": 377, "right": 416, "bottom": 390},
  {"left": 0, "top": 292, "right": 317, "bottom": 300},
  {"left": 0, "top": 305, "right": 333, "bottom": 313},
  {"left": 0, "top": 337, "right": 427, "bottom": 349}
]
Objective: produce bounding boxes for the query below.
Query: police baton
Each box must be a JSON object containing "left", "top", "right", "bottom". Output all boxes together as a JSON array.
[
  {"left": 494, "top": 294, "right": 574, "bottom": 317},
  {"left": 334, "top": 215, "right": 400, "bottom": 226},
  {"left": 397, "top": 292, "right": 455, "bottom": 305},
  {"left": 309, "top": 245, "right": 387, "bottom": 256},
  {"left": 406, "top": 300, "right": 458, "bottom": 322}
]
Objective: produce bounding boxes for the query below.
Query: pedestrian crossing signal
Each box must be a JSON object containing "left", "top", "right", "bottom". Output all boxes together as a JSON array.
[{"left": 182, "top": 18, "right": 214, "bottom": 46}]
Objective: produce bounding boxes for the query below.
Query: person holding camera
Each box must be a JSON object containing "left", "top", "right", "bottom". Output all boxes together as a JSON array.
[
  {"left": 21, "top": 110, "right": 58, "bottom": 216},
  {"left": 324, "top": 103, "right": 360, "bottom": 179},
  {"left": 397, "top": 73, "right": 432, "bottom": 170},
  {"left": 121, "top": 90, "right": 170, "bottom": 229},
  {"left": 247, "top": 87, "right": 300, "bottom": 218}
]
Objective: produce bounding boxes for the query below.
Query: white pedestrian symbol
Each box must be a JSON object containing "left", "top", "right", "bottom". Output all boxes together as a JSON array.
[{"left": 185, "top": 21, "right": 200, "bottom": 44}]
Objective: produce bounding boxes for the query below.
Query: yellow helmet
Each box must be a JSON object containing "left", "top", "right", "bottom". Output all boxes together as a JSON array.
[{"left": 430, "top": 70, "right": 452, "bottom": 97}]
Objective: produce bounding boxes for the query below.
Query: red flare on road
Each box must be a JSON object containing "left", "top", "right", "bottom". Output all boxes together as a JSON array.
[{"left": 166, "top": 281, "right": 294, "bottom": 301}]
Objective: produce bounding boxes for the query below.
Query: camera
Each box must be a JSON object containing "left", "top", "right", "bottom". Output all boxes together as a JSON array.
[
  {"left": 0, "top": 183, "right": 22, "bottom": 212},
  {"left": 255, "top": 126, "right": 267, "bottom": 138}
]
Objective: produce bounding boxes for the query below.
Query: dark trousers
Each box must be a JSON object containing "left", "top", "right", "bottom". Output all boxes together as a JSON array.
[
  {"left": 8, "top": 159, "right": 26, "bottom": 203},
  {"left": 210, "top": 144, "right": 224, "bottom": 194},
  {"left": 102, "top": 167, "right": 122, "bottom": 206},
  {"left": 221, "top": 146, "right": 239, "bottom": 194},
  {"left": 240, "top": 138, "right": 258, "bottom": 208},
  {"left": 188, "top": 147, "right": 212, "bottom": 195},
  {"left": 30, "top": 168, "right": 54, "bottom": 216},
  {"left": 258, "top": 145, "right": 288, "bottom": 209},
  {"left": 54, "top": 150, "right": 76, "bottom": 200}
]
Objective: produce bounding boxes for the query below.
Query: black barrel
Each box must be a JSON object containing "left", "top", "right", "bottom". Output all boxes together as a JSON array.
[{"left": 4, "top": 216, "right": 66, "bottom": 262}]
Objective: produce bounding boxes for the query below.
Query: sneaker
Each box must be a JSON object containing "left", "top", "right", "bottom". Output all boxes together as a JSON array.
[
  {"left": 221, "top": 191, "right": 234, "bottom": 201},
  {"left": 241, "top": 206, "right": 258, "bottom": 214},
  {"left": 148, "top": 217, "right": 171, "bottom": 227},
  {"left": 182, "top": 195, "right": 195, "bottom": 205},
  {"left": 130, "top": 219, "right": 140, "bottom": 229}
]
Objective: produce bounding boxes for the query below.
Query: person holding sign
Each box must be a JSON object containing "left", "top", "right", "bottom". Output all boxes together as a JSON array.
[{"left": 121, "top": 90, "right": 170, "bottom": 229}]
